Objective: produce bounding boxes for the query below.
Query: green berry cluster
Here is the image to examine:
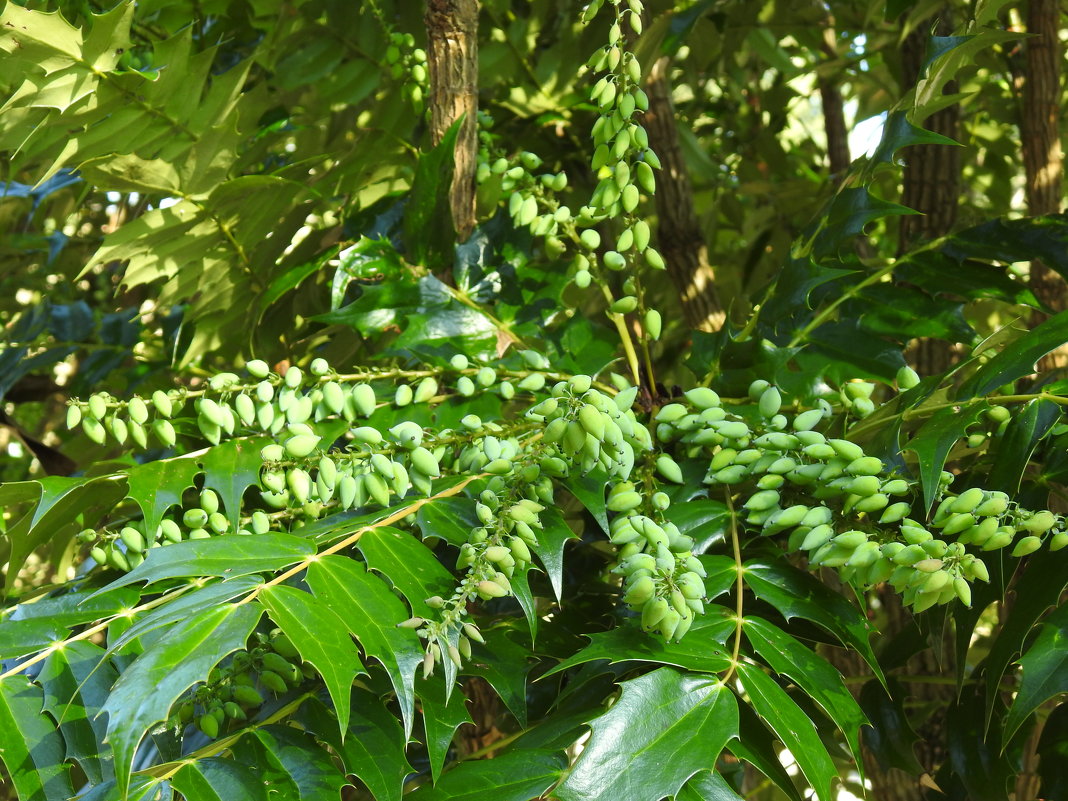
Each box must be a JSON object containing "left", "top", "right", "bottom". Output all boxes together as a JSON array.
[
  {"left": 168, "top": 629, "right": 310, "bottom": 739},
  {"left": 657, "top": 379, "right": 1066, "bottom": 613},
  {"left": 383, "top": 30, "right": 428, "bottom": 112}
]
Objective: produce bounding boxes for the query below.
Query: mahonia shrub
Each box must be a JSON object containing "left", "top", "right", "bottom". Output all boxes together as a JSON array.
[{"left": 1, "top": 1, "right": 1066, "bottom": 800}]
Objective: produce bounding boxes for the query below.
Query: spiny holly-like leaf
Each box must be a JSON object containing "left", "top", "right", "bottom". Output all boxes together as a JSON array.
[
  {"left": 945, "top": 686, "right": 1015, "bottom": 801},
  {"left": 858, "top": 678, "right": 923, "bottom": 775},
  {"left": 462, "top": 630, "right": 534, "bottom": 726},
  {"left": 544, "top": 609, "right": 734, "bottom": 677},
  {"left": 100, "top": 533, "right": 315, "bottom": 591},
  {"left": 914, "top": 30, "right": 1019, "bottom": 118},
  {"left": 121, "top": 456, "right": 201, "bottom": 546},
  {"left": 957, "top": 311, "right": 1068, "bottom": 399},
  {"left": 417, "top": 495, "right": 478, "bottom": 547},
  {"left": 530, "top": 506, "right": 579, "bottom": 602},
  {"left": 357, "top": 526, "right": 455, "bottom": 618},
  {"left": 403, "top": 118, "right": 460, "bottom": 270},
  {"left": 105, "top": 576, "right": 262, "bottom": 657},
  {"left": 727, "top": 701, "right": 804, "bottom": 801},
  {"left": 983, "top": 549, "right": 1068, "bottom": 723},
  {"left": 39, "top": 641, "right": 117, "bottom": 785},
  {"left": 305, "top": 555, "right": 422, "bottom": 738},
  {"left": 743, "top": 559, "right": 882, "bottom": 681},
  {"left": 555, "top": 668, "right": 739, "bottom": 801},
  {"left": 986, "top": 398, "right": 1060, "bottom": 495},
  {"left": 198, "top": 436, "right": 271, "bottom": 531},
  {"left": 406, "top": 748, "right": 566, "bottom": 801},
  {"left": 101, "top": 602, "right": 262, "bottom": 797},
  {"left": 8, "top": 586, "right": 139, "bottom": 630},
  {"left": 1003, "top": 604, "right": 1068, "bottom": 741},
  {"left": 666, "top": 499, "right": 731, "bottom": 553},
  {"left": 4, "top": 474, "right": 127, "bottom": 592},
  {"left": 335, "top": 689, "right": 414, "bottom": 801},
  {"left": 1037, "top": 702, "right": 1068, "bottom": 800},
  {"left": 564, "top": 469, "right": 610, "bottom": 534},
  {"left": 904, "top": 402, "right": 989, "bottom": 514},
  {"left": 0, "top": 674, "right": 74, "bottom": 801},
  {"left": 676, "top": 771, "right": 744, "bottom": 801},
  {"left": 744, "top": 617, "right": 868, "bottom": 770},
  {"left": 417, "top": 674, "right": 473, "bottom": 784},
  {"left": 260, "top": 585, "right": 364, "bottom": 736},
  {"left": 867, "top": 111, "right": 959, "bottom": 167},
  {"left": 171, "top": 758, "right": 269, "bottom": 801},
  {"left": 252, "top": 725, "right": 347, "bottom": 801},
  {"left": 0, "top": 619, "right": 67, "bottom": 659},
  {"left": 736, "top": 662, "right": 839, "bottom": 801}
]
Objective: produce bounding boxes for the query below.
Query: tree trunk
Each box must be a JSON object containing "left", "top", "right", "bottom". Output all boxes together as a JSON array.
[
  {"left": 643, "top": 57, "right": 725, "bottom": 332},
  {"left": 818, "top": 26, "right": 850, "bottom": 183},
  {"left": 1022, "top": 0, "right": 1066, "bottom": 371},
  {"left": 425, "top": 0, "right": 479, "bottom": 242},
  {"left": 898, "top": 18, "right": 961, "bottom": 378}
]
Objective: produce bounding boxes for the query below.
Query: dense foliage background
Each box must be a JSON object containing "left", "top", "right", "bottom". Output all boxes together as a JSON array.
[{"left": 1, "top": 0, "right": 1067, "bottom": 800}]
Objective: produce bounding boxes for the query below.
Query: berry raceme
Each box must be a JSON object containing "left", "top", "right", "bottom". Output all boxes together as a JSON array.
[
  {"left": 66, "top": 355, "right": 1067, "bottom": 672},
  {"left": 658, "top": 380, "right": 1068, "bottom": 612},
  {"left": 167, "top": 629, "right": 311, "bottom": 739}
]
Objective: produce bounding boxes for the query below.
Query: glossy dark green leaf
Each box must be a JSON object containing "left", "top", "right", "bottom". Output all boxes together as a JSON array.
[
  {"left": 172, "top": 758, "right": 269, "bottom": 801},
  {"left": 101, "top": 602, "right": 262, "bottom": 796},
  {"left": 121, "top": 455, "right": 201, "bottom": 538},
  {"left": 857, "top": 679, "right": 923, "bottom": 775},
  {"left": 100, "top": 533, "right": 315, "bottom": 591},
  {"left": 941, "top": 213, "right": 1068, "bottom": 277},
  {"left": 986, "top": 398, "right": 1061, "bottom": 494},
  {"left": 0, "top": 618, "right": 67, "bottom": 658},
  {"left": 406, "top": 748, "right": 566, "bottom": 801},
  {"left": 1003, "top": 604, "right": 1068, "bottom": 741},
  {"left": 357, "top": 525, "right": 455, "bottom": 618},
  {"left": 564, "top": 470, "right": 609, "bottom": 534},
  {"left": 305, "top": 555, "right": 422, "bottom": 738},
  {"left": 105, "top": 577, "right": 262, "bottom": 656},
  {"left": 403, "top": 118, "right": 460, "bottom": 269},
  {"left": 957, "top": 310, "right": 1068, "bottom": 399},
  {"left": 508, "top": 564, "right": 539, "bottom": 641},
  {"left": 914, "top": 29, "right": 1018, "bottom": 116},
  {"left": 417, "top": 496, "right": 478, "bottom": 547},
  {"left": 8, "top": 586, "right": 140, "bottom": 629},
  {"left": 984, "top": 549, "right": 1068, "bottom": 723},
  {"left": 530, "top": 506, "right": 579, "bottom": 602},
  {"left": 666, "top": 499, "right": 731, "bottom": 554},
  {"left": 0, "top": 675, "right": 73, "bottom": 801},
  {"left": 904, "top": 402, "right": 989, "bottom": 514},
  {"left": 544, "top": 609, "right": 734, "bottom": 677},
  {"left": 805, "top": 318, "right": 907, "bottom": 382},
  {"left": 945, "top": 686, "right": 1015, "bottom": 801},
  {"left": 199, "top": 436, "right": 270, "bottom": 531},
  {"left": 736, "top": 663, "right": 838, "bottom": 801},
  {"left": 676, "top": 771, "right": 744, "bottom": 801},
  {"left": 744, "top": 617, "right": 868, "bottom": 768},
  {"left": 556, "top": 667, "right": 738, "bottom": 801},
  {"left": 1036, "top": 702, "right": 1068, "bottom": 801},
  {"left": 73, "top": 775, "right": 168, "bottom": 801},
  {"left": 807, "top": 188, "right": 915, "bottom": 260},
  {"left": 39, "top": 641, "right": 117, "bottom": 785},
  {"left": 743, "top": 559, "right": 881, "bottom": 680},
  {"left": 336, "top": 689, "right": 414, "bottom": 801},
  {"left": 261, "top": 585, "right": 364, "bottom": 735},
  {"left": 699, "top": 554, "right": 741, "bottom": 601},
  {"left": 868, "top": 111, "right": 960, "bottom": 166},
  {"left": 418, "top": 671, "right": 473, "bottom": 784},
  {"left": 462, "top": 630, "right": 533, "bottom": 727},
  {"left": 253, "top": 725, "right": 347, "bottom": 801},
  {"left": 5, "top": 474, "right": 127, "bottom": 593},
  {"left": 727, "top": 701, "right": 803, "bottom": 801}
]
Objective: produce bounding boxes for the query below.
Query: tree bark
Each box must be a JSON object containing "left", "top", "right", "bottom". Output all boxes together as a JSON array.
[
  {"left": 898, "top": 18, "right": 962, "bottom": 378},
  {"left": 818, "top": 26, "right": 850, "bottom": 183},
  {"left": 425, "top": 0, "right": 479, "bottom": 242},
  {"left": 1022, "top": 0, "right": 1066, "bottom": 370},
  {"left": 643, "top": 57, "right": 725, "bottom": 332}
]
